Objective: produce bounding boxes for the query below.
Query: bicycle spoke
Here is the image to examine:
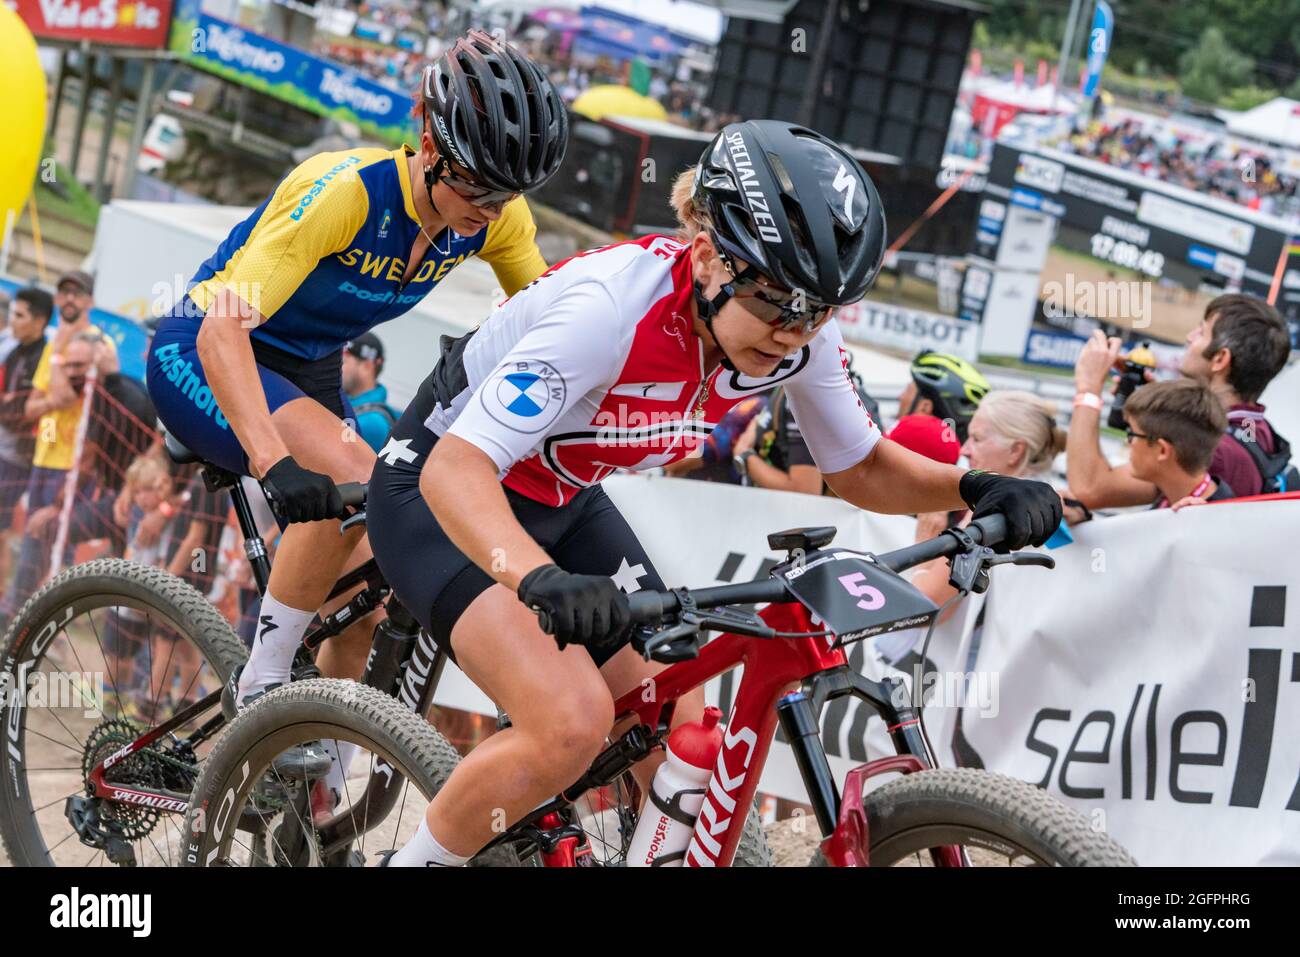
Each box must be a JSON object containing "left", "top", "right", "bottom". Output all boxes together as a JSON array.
[
  {"left": 32, "top": 787, "right": 84, "bottom": 814},
  {"left": 46, "top": 827, "right": 81, "bottom": 855},
  {"left": 389, "top": 760, "right": 411, "bottom": 855},
  {"left": 87, "top": 610, "right": 127, "bottom": 719},
  {"left": 22, "top": 717, "right": 85, "bottom": 756}
]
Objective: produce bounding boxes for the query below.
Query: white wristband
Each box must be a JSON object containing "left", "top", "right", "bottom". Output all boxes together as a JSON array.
[{"left": 1073, "top": 392, "right": 1103, "bottom": 411}]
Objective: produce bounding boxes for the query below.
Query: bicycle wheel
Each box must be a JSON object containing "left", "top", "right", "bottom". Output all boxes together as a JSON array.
[
  {"left": 184, "top": 679, "right": 771, "bottom": 867},
  {"left": 808, "top": 768, "right": 1136, "bottom": 866},
  {"left": 183, "top": 679, "right": 519, "bottom": 866},
  {"left": 0, "top": 559, "right": 246, "bottom": 867}
]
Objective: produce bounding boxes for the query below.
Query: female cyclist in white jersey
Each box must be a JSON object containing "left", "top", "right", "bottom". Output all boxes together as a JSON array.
[{"left": 365, "top": 120, "right": 1062, "bottom": 866}]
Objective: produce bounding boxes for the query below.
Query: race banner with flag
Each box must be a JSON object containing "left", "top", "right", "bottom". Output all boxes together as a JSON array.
[{"left": 1082, "top": 0, "right": 1115, "bottom": 98}]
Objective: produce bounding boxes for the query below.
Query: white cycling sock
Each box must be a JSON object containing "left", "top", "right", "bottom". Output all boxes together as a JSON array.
[
  {"left": 387, "top": 817, "right": 471, "bottom": 867},
  {"left": 237, "top": 591, "right": 315, "bottom": 703},
  {"left": 319, "top": 740, "right": 360, "bottom": 807}
]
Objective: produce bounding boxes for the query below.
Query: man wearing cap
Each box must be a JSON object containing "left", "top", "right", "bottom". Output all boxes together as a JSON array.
[
  {"left": 0, "top": 272, "right": 118, "bottom": 619},
  {"left": 342, "top": 332, "right": 399, "bottom": 453}
]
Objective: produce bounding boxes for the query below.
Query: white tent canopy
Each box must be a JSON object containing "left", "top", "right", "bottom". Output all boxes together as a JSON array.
[{"left": 1225, "top": 97, "right": 1300, "bottom": 150}]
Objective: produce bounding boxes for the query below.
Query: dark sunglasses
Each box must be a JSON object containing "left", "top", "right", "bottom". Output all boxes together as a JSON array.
[
  {"left": 432, "top": 157, "right": 518, "bottom": 210},
  {"left": 718, "top": 248, "right": 834, "bottom": 334}
]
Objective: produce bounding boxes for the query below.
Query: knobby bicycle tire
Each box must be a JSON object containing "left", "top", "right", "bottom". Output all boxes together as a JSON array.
[
  {"left": 809, "top": 768, "right": 1137, "bottom": 866},
  {"left": 0, "top": 559, "right": 246, "bottom": 866}
]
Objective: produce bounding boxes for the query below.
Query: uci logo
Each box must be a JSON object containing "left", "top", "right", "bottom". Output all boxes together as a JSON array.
[{"left": 481, "top": 359, "right": 567, "bottom": 434}]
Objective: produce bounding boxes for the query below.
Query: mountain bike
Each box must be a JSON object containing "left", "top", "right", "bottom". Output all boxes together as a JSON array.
[{"left": 182, "top": 515, "right": 1136, "bottom": 867}]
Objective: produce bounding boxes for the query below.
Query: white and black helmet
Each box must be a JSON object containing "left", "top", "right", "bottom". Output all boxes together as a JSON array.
[
  {"left": 422, "top": 30, "right": 569, "bottom": 193},
  {"left": 693, "top": 120, "right": 887, "bottom": 305}
]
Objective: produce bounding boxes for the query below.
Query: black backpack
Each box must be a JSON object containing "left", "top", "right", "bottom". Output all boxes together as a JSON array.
[{"left": 1225, "top": 420, "right": 1299, "bottom": 494}]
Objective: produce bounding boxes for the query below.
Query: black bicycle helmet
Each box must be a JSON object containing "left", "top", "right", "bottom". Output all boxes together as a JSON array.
[
  {"left": 422, "top": 30, "right": 569, "bottom": 193},
  {"left": 693, "top": 119, "right": 887, "bottom": 305},
  {"left": 908, "top": 350, "right": 990, "bottom": 442}
]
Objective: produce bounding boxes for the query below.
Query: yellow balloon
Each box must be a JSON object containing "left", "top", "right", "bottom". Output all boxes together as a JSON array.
[{"left": 0, "top": 6, "right": 47, "bottom": 229}]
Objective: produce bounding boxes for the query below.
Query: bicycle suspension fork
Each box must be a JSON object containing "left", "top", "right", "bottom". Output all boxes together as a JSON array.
[{"left": 776, "top": 667, "right": 935, "bottom": 841}]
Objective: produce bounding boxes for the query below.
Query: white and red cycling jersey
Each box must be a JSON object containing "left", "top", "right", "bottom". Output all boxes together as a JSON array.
[{"left": 411, "top": 234, "right": 881, "bottom": 506}]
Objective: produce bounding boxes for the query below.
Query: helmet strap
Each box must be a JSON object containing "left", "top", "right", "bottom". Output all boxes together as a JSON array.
[
  {"left": 423, "top": 157, "right": 445, "bottom": 216},
  {"left": 694, "top": 281, "right": 738, "bottom": 373}
]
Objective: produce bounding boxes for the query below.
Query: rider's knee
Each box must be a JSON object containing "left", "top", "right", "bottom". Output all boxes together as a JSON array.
[{"left": 527, "top": 690, "right": 614, "bottom": 783}]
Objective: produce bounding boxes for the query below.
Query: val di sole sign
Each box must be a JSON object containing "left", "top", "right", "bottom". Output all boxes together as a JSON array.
[
  {"left": 168, "top": 0, "right": 413, "bottom": 144},
  {"left": 15, "top": 0, "right": 173, "bottom": 48}
]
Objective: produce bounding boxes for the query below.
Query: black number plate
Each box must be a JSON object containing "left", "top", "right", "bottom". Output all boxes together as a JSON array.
[{"left": 774, "top": 549, "right": 939, "bottom": 644}]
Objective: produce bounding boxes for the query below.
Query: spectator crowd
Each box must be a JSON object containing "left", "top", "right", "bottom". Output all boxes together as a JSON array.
[
  {"left": 1052, "top": 116, "right": 1300, "bottom": 223},
  {"left": 0, "top": 274, "right": 404, "bottom": 672}
]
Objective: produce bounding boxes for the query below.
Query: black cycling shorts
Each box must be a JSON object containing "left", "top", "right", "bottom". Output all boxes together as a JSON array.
[
  {"left": 365, "top": 405, "right": 665, "bottom": 668},
  {"left": 148, "top": 307, "right": 355, "bottom": 476}
]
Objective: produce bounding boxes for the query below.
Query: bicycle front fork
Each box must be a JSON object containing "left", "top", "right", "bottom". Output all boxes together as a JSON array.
[{"left": 775, "top": 666, "right": 935, "bottom": 859}]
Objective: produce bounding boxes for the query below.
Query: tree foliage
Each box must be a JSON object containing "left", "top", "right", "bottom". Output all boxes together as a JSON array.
[{"left": 979, "top": 0, "right": 1300, "bottom": 97}]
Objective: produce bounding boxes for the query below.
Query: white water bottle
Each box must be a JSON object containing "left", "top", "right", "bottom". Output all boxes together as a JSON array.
[{"left": 627, "top": 706, "right": 724, "bottom": 867}]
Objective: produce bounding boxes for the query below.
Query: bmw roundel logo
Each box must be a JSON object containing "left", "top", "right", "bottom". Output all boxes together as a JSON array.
[
  {"left": 481, "top": 359, "right": 567, "bottom": 433},
  {"left": 497, "top": 372, "right": 551, "bottom": 417}
]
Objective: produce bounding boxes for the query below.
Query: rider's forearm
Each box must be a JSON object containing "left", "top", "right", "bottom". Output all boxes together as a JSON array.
[
  {"left": 196, "top": 290, "right": 289, "bottom": 477},
  {"left": 420, "top": 434, "right": 553, "bottom": 592},
  {"left": 825, "top": 439, "right": 967, "bottom": 514}
]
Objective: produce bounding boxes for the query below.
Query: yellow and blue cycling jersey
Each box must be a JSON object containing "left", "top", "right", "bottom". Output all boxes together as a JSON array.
[
  {"left": 146, "top": 144, "right": 547, "bottom": 476},
  {"left": 177, "top": 145, "right": 545, "bottom": 359}
]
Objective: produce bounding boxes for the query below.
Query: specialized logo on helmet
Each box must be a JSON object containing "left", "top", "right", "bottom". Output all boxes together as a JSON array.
[
  {"left": 480, "top": 359, "right": 566, "bottom": 433},
  {"left": 831, "top": 164, "right": 858, "bottom": 224},
  {"left": 433, "top": 113, "right": 470, "bottom": 170},
  {"left": 724, "top": 131, "right": 781, "bottom": 244}
]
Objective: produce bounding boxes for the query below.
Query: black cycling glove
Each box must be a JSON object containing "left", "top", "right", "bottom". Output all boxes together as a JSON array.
[
  {"left": 518, "top": 564, "right": 632, "bottom": 651},
  {"left": 261, "top": 456, "right": 344, "bottom": 524},
  {"left": 959, "top": 469, "right": 1063, "bottom": 551}
]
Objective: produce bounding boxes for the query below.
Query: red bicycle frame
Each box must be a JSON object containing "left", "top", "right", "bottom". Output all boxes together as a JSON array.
[{"left": 600, "top": 600, "right": 950, "bottom": 867}]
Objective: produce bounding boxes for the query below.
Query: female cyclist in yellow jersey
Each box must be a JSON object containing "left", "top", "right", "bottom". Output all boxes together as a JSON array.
[{"left": 145, "top": 31, "right": 569, "bottom": 721}]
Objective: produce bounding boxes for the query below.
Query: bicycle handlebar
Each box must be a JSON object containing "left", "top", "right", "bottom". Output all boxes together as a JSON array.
[
  {"left": 337, "top": 482, "right": 367, "bottom": 511},
  {"left": 626, "top": 514, "right": 1008, "bottom": 625}
]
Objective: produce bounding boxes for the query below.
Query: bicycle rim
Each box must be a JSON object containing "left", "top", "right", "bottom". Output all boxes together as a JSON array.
[
  {"left": 188, "top": 722, "right": 446, "bottom": 866},
  {"left": 0, "top": 564, "right": 242, "bottom": 866}
]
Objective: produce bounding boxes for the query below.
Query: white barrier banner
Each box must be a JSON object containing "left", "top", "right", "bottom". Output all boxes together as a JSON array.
[{"left": 960, "top": 498, "right": 1299, "bottom": 866}]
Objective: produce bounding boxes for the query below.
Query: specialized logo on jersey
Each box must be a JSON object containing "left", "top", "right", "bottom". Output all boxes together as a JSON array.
[
  {"left": 712, "top": 347, "right": 811, "bottom": 399},
  {"left": 481, "top": 359, "right": 566, "bottom": 433},
  {"left": 378, "top": 209, "right": 392, "bottom": 238}
]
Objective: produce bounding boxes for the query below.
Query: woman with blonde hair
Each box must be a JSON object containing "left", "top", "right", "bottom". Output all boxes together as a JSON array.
[{"left": 895, "top": 390, "right": 1075, "bottom": 635}]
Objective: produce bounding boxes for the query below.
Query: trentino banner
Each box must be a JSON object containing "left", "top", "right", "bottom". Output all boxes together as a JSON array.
[{"left": 168, "top": 0, "right": 413, "bottom": 143}]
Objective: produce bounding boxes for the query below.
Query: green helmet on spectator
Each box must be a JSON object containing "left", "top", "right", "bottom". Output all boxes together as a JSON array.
[{"left": 906, "top": 350, "right": 990, "bottom": 443}]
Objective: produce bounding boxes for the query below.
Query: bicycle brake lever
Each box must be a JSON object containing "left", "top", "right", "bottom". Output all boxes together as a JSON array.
[
  {"left": 339, "top": 510, "right": 367, "bottom": 535},
  {"left": 640, "top": 619, "right": 701, "bottom": 662},
  {"left": 694, "top": 608, "right": 775, "bottom": 638},
  {"left": 988, "top": 551, "right": 1056, "bottom": 570}
]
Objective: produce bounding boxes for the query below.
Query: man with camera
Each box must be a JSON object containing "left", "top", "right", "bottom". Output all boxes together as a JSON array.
[{"left": 1066, "top": 293, "right": 1293, "bottom": 508}]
